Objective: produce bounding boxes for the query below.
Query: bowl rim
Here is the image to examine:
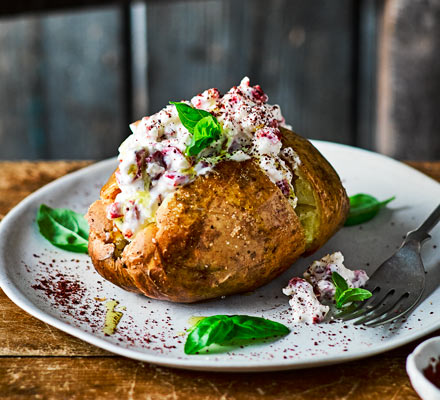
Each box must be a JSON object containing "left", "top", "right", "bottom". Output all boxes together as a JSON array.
[{"left": 406, "top": 337, "right": 440, "bottom": 399}]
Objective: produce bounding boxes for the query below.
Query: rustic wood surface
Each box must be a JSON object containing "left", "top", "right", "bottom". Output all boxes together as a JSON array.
[
  {"left": 0, "top": 7, "right": 126, "bottom": 160},
  {"left": 377, "top": 0, "right": 440, "bottom": 160},
  {"left": 0, "top": 0, "right": 361, "bottom": 159},
  {"left": 2, "top": 1, "right": 439, "bottom": 161},
  {"left": 147, "top": 0, "right": 356, "bottom": 145},
  {"left": 0, "top": 160, "right": 439, "bottom": 399}
]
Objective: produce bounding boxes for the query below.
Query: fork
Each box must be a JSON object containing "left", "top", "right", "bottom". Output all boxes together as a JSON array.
[{"left": 335, "top": 203, "right": 440, "bottom": 327}]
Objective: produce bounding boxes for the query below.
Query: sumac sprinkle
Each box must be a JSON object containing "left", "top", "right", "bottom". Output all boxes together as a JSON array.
[{"left": 32, "top": 274, "right": 84, "bottom": 307}]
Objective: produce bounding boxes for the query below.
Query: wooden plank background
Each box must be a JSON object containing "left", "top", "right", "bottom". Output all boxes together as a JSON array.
[
  {"left": 377, "top": 0, "right": 440, "bottom": 160},
  {"left": 0, "top": 0, "right": 438, "bottom": 161},
  {"left": 0, "top": 7, "right": 126, "bottom": 160}
]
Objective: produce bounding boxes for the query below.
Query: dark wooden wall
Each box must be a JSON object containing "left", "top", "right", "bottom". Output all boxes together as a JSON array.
[
  {"left": 0, "top": 0, "right": 438, "bottom": 161},
  {"left": 0, "top": 7, "right": 125, "bottom": 159},
  {"left": 377, "top": 0, "right": 440, "bottom": 160}
]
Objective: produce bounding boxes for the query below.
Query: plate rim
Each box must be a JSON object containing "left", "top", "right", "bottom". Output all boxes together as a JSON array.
[{"left": 0, "top": 141, "right": 439, "bottom": 372}]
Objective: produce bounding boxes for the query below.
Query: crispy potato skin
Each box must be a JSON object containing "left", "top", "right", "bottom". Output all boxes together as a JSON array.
[
  {"left": 100, "top": 170, "right": 120, "bottom": 200},
  {"left": 87, "top": 128, "right": 348, "bottom": 302},
  {"left": 280, "top": 128, "right": 350, "bottom": 254},
  {"left": 87, "top": 200, "right": 138, "bottom": 293}
]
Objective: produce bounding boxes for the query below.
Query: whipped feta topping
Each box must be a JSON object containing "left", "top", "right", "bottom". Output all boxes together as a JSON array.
[
  {"left": 303, "top": 252, "right": 369, "bottom": 301},
  {"left": 109, "top": 77, "right": 300, "bottom": 239},
  {"left": 282, "top": 278, "right": 330, "bottom": 324},
  {"left": 283, "top": 252, "right": 369, "bottom": 324}
]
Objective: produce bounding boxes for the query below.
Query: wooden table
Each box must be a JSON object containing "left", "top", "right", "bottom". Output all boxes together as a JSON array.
[{"left": 0, "top": 160, "right": 439, "bottom": 399}]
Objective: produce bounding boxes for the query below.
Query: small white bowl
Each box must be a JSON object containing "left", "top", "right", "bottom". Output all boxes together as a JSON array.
[{"left": 407, "top": 337, "right": 440, "bottom": 400}]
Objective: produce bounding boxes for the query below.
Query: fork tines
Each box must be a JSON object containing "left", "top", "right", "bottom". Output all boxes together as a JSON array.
[
  {"left": 334, "top": 203, "right": 440, "bottom": 327},
  {"left": 334, "top": 283, "right": 422, "bottom": 327}
]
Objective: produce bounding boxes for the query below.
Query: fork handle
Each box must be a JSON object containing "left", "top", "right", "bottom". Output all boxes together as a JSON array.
[
  {"left": 405, "top": 203, "right": 440, "bottom": 243},
  {"left": 416, "top": 203, "right": 440, "bottom": 234}
]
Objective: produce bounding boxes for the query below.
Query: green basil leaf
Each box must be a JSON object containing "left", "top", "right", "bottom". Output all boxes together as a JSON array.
[
  {"left": 186, "top": 115, "right": 221, "bottom": 157},
  {"left": 170, "top": 101, "right": 212, "bottom": 133},
  {"left": 336, "top": 288, "right": 372, "bottom": 309},
  {"left": 332, "top": 271, "right": 348, "bottom": 292},
  {"left": 229, "top": 315, "right": 290, "bottom": 340},
  {"left": 184, "top": 315, "right": 234, "bottom": 354},
  {"left": 335, "top": 286, "right": 343, "bottom": 301},
  {"left": 332, "top": 271, "right": 372, "bottom": 308},
  {"left": 342, "top": 289, "right": 372, "bottom": 304},
  {"left": 345, "top": 194, "right": 395, "bottom": 226},
  {"left": 184, "top": 315, "right": 289, "bottom": 355},
  {"left": 36, "top": 204, "right": 89, "bottom": 253}
]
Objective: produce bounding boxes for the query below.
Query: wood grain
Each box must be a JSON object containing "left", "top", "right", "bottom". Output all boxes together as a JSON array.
[
  {"left": 0, "top": 8, "right": 126, "bottom": 160},
  {"left": 356, "top": 0, "right": 383, "bottom": 151},
  {"left": 406, "top": 161, "right": 440, "bottom": 183},
  {"left": 0, "top": 17, "right": 44, "bottom": 159},
  {"left": 0, "top": 290, "right": 108, "bottom": 356},
  {"left": 146, "top": 0, "right": 355, "bottom": 144},
  {"left": 377, "top": 0, "right": 440, "bottom": 160},
  {"left": 0, "top": 161, "right": 91, "bottom": 220},
  {"left": 252, "top": 0, "right": 354, "bottom": 145},
  {"left": 0, "top": 355, "right": 421, "bottom": 400},
  {"left": 0, "top": 160, "right": 438, "bottom": 398},
  {"left": 3, "top": 1, "right": 440, "bottom": 161}
]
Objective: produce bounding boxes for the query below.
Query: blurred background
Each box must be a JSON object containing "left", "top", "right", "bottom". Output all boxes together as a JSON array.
[{"left": 0, "top": 0, "right": 439, "bottom": 160}]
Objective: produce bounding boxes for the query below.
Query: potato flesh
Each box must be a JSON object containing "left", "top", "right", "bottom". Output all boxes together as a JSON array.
[
  {"left": 280, "top": 127, "right": 349, "bottom": 255},
  {"left": 292, "top": 169, "right": 319, "bottom": 249}
]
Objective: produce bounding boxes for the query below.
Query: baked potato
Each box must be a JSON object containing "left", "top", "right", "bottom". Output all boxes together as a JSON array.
[{"left": 86, "top": 78, "right": 349, "bottom": 303}]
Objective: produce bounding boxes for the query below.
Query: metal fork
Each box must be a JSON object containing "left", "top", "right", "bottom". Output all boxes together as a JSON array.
[{"left": 335, "top": 203, "right": 440, "bottom": 327}]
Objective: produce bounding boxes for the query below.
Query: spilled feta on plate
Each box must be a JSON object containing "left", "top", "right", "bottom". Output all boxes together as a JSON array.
[{"left": 283, "top": 252, "right": 369, "bottom": 323}]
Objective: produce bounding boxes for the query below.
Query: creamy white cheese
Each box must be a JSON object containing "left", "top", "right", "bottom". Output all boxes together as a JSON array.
[
  {"left": 283, "top": 252, "right": 369, "bottom": 324},
  {"left": 282, "top": 278, "right": 330, "bottom": 324},
  {"left": 109, "top": 77, "right": 299, "bottom": 239},
  {"left": 303, "top": 252, "right": 369, "bottom": 301}
]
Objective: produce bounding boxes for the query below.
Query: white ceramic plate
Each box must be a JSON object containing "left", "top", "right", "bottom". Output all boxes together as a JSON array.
[{"left": 0, "top": 142, "right": 439, "bottom": 372}]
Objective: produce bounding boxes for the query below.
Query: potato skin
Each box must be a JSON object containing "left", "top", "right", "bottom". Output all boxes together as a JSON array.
[
  {"left": 86, "top": 128, "right": 348, "bottom": 302},
  {"left": 280, "top": 127, "right": 350, "bottom": 254}
]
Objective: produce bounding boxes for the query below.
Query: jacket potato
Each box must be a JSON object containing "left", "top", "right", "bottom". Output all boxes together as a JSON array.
[{"left": 86, "top": 79, "right": 349, "bottom": 303}]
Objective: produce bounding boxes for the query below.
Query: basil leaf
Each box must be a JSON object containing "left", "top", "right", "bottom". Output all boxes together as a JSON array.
[
  {"left": 332, "top": 271, "right": 372, "bottom": 308},
  {"left": 184, "top": 315, "right": 290, "bottom": 355},
  {"left": 345, "top": 194, "right": 395, "bottom": 226},
  {"left": 169, "top": 101, "right": 212, "bottom": 133},
  {"left": 36, "top": 204, "right": 89, "bottom": 253},
  {"left": 170, "top": 101, "right": 222, "bottom": 157},
  {"left": 229, "top": 315, "right": 290, "bottom": 339},
  {"left": 332, "top": 271, "right": 348, "bottom": 292},
  {"left": 336, "top": 288, "right": 372, "bottom": 309},
  {"left": 335, "top": 286, "right": 343, "bottom": 301},
  {"left": 186, "top": 115, "right": 221, "bottom": 157},
  {"left": 184, "top": 315, "right": 234, "bottom": 354}
]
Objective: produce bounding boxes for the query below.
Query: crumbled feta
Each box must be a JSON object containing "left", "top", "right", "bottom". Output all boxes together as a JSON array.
[
  {"left": 253, "top": 128, "right": 282, "bottom": 156},
  {"left": 303, "top": 252, "right": 369, "bottom": 300},
  {"left": 283, "top": 252, "right": 369, "bottom": 324},
  {"left": 109, "top": 77, "right": 300, "bottom": 239},
  {"left": 282, "top": 278, "right": 330, "bottom": 323}
]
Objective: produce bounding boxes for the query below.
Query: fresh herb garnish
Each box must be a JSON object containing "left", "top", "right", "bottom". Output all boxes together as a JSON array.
[
  {"left": 187, "top": 115, "right": 221, "bottom": 156},
  {"left": 331, "top": 272, "right": 372, "bottom": 309},
  {"left": 36, "top": 204, "right": 89, "bottom": 253},
  {"left": 345, "top": 193, "right": 395, "bottom": 226},
  {"left": 184, "top": 315, "right": 290, "bottom": 354},
  {"left": 170, "top": 101, "right": 221, "bottom": 157},
  {"left": 170, "top": 101, "right": 212, "bottom": 132}
]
